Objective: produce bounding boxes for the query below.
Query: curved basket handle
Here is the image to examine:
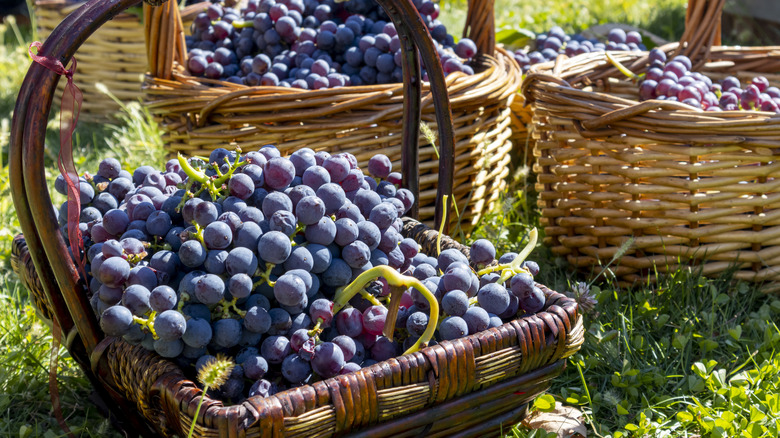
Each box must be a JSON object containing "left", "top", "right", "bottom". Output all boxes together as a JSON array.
[
  {"left": 463, "top": 0, "right": 495, "bottom": 57},
  {"left": 673, "top": 0, "right": 724, "bottom": 68}
]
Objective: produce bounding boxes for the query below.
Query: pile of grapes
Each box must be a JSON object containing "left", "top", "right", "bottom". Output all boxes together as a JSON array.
[
  {"left": 185, "top": 0, "right": 478, "bottom": 88},
  {"left": 513, "top": 26, "right": 646, "bottom": 73},
  {"left": 638, "top": 48, "right": 780, "bottom": 112},
  {"left": 57, "top": 146, "right": 545, "bottom": 402}
]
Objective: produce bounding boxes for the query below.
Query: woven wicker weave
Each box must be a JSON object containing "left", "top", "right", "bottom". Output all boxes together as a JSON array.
[
  {"left": 523, "top": 0, "right": 780, "bottom": 289},
  {"left": 34, "top": 0, "right": 200, "bottom": 122},
  {"left": 142, "top": 0, "right": 521, "bottom": 233}
]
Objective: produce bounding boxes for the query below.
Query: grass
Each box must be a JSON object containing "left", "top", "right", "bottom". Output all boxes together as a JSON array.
[{"left": 1, "top": 1, "right": 779, "bottom": 437}]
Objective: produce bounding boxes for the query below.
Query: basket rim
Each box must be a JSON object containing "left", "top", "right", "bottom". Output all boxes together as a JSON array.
[
  {"left": 91, "top": 283, "right": 582, "bottom": 435},
  {"left": 143, "top": 47, "right": 522, "bottom": 111}
]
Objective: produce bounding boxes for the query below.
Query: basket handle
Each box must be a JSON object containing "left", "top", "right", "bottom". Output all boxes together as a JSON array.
[
  {"left": 673, "top": 0, "right": 725, "bottom": 68},
  {"left": 463, "top": 0, "right": 495, "bottom": 57}
]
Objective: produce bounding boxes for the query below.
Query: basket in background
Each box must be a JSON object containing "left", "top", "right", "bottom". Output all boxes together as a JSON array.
[
  {"left": 142, "top": 0, "right": 521, "bottom": 234},
  {"left": 523, "top": 0, "right": 780, "bottom": 290},
  {"left": 34, "top": 0, "right": 201, "bottom": 122}
]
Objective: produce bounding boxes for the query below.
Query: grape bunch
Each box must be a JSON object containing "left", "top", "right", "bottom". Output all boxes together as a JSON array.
[
  {"left": 185, "top": 0, "right": 478, "bottom": 89},
  {"left": 636, "top": 48, "right": 780, "bottom": 112},
  {"left": 56, "top": 146, "right": 545, "bottom": 403},
  {"left": 513, "top": 26, "right": 646, "bottom": 73}
]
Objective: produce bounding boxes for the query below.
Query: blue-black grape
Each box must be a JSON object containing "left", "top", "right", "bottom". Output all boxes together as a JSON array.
[
  {"left": 100, "top": 305, "right": 134, "bottom": 337},
  {"left": 149, "top": 285, "right": 177, "bottom": 312},
  {"left": 212, "top": 318, "right": 242, "bottom": 349},
  {"left": 182, "top": 317, "right": 212, "bottom": 348},
  {"left": 154, "top": 310, "right": 187, "bottom": 341}
]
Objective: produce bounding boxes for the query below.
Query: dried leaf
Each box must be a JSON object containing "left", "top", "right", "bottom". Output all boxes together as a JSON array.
[{"left": 524, "top": 402, "right": 587, "bottom": 438}]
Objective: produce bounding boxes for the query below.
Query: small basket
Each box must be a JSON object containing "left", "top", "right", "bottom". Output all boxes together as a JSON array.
[
  {"left": 142, "top": 0, "right": 521, "bottom": 233},
  {"left": 33, "top": 0, "right": 201, "bottom": 122},
  {"left": 11, "top": 0, "right": 581, "bottom": 435},
  {"left": 523, "top": 0, "right": 780, "bottom": 289}
]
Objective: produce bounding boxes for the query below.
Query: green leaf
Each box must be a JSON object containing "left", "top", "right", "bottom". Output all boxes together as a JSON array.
[
  {"left": 743, "top": 423, "right": 766, "bottom": 438},
  {"left": 677, "top": 411, "right": 694, "bottom": 423},
  {"left": 617, "top": 403, "right": 630, "bottom": 415},
  {"left": 19, "top": 425, "right": 32, "bottom": 438},
  {"left": 533, "top": 394, "right": 556, "bottom": 412},
  {"left": 673, "top": 334, "right": 689, "bottom": 350},
  {"left": 495, "top": 27, "right": 535, "bottom": 46},
  {"left": 699, "top": 339, "right": 719, "bottom": 354},
  {"left": 729, "top": 325, "right": 743, "bottom": 340}
]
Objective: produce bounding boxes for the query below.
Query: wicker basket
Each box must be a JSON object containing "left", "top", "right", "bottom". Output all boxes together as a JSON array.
[
  {"left": 142, "top": 0, "right": 521, "bottom": 234},
  {"left": 523, "top": 0, "right": 780, "bottom": 289},
  {"left": 34, "top": 0, "right": 200, "bottom": 122},
  {"left": 12, "top": 221, "right": 583, "bottom": 437},
  {"left": 11, "top": 0, "right": 581, "bottom": 435}
]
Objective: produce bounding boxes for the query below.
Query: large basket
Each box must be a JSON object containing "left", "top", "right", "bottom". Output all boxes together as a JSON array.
[
  {"left": 523, "top": 0, "right": 780, "bottom": 289},
  {"left": 142, "top": 0, "right": 521, "bottom": 234},
  {"left": 10, "top": 0, "right": 581, "bottom": 436},
  {"left": 33, "top": 0, "right": 200, "bottom": 122}
]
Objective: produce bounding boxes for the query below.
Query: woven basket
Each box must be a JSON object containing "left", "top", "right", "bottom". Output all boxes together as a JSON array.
[
  {"left": 523, "top": 0, "right": 780, "bottom": 289},
  {"left": 11, "top": 0, "right": 581, "bottom": 435},
  {"left": 33, "top": 0, "right": 200, "bottom": 122},
  {"left": 142, "top": 0, "right": 521, "bottom": 234},
  {"left": 12, "top": 220, "right": 583, "bottom": 437}
]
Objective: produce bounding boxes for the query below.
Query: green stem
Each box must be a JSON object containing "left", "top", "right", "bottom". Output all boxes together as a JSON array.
[
  {"left": 436, "top": 194, "right": 448, "bottom": 257},
  {"left": 177, "top": 292, "right": 190, "bottom": 313},
  {"left": 221, "top": 297, "right": 246, "bottom": 319},
  {"left": 308, "top": 318, "right": 323, "bottom": 338},
  {"left": 476, "top": 228, "right": 538, "bottom": 277},
  {"left": 187, "top": 384, "right": 209, "bottom": 438},
  {"left": 333, "top": 265, "right": 438, "bottom": 355},
  {"left": 605, "top": 51, "right": 638, "bottom": 81},
  {"left": 178, "top": 153, "right": 208, "bottom": 184},
  {"left": 133, "top": 311, "right": 158, "bottom": 339},
  {"left": 359, "top": 289, "right": 384, "bottom": 307}
]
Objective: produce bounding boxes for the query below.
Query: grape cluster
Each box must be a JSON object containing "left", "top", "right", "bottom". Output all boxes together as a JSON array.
[
  {"left": 637, "top": 48, "right": 780, "bottom": 112},
  {"left": 57, "top": 146, "right": 544, "bottom": 403},
  {"left": 513, "top": 26, "right": 646, "bottom": 73},
  {"left": 185, "top": 0, "right": 477, "bottom": 89}
]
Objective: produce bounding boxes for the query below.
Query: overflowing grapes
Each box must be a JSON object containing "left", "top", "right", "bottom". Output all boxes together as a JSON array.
[
  {"left": 185, "top": 0, "right": 478, "bottom": 88},
  {"left": 636, "top": 48, "right": 780, "bottom": 112},
  {"left": 56, "top": 146, "right": 544, "bottom": 403},
  {"left": 513, "top": 26, "right": 646, "bottom": 73}
]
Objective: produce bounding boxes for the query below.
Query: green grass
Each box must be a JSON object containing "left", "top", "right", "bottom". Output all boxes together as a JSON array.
[{"left": 1, "top": 2, "right": 779, "bottom": 437}]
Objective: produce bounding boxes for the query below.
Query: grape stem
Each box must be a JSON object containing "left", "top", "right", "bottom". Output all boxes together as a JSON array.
[
  {"left": 221, "top": 297, "right": 246, "bottom": 319},
  {"left": 476, "top": 228, "right": 538, "bottom": 284},
  {"left": 133, "top": 311, "right": 158, "bottom": 339},
  {"left": 307, "top": 318, "right": 323, "bottom": 338},
  {"left": 359, "top": 289, "right": 383, "bottom": 307},
  {"left": 177, "top": 292, "right": 190, "bottom": 313},
  {"left": 177, "top": 151, "right": 246, "bottom": 201},
  {"left": 333, "top": 265, "right": 438, "bottom": 355},
  {"left": 605, "top": 52, "right": 640, "bottom": 82},
  {"left": 252, "top": 263, "right": 276, "bottom": 289}
]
